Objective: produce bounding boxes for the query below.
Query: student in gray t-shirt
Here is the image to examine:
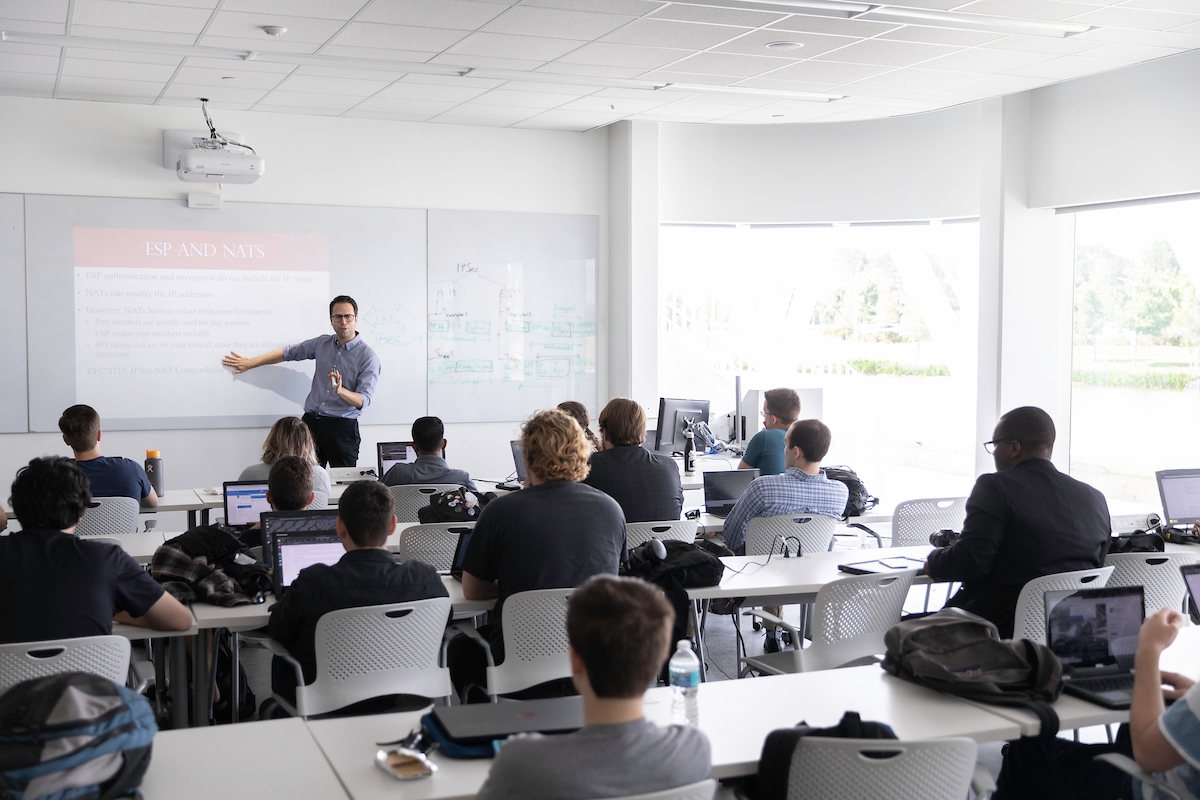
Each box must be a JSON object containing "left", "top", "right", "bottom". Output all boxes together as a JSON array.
[{"left": 475, "top": 575, "right": 711, "bottom": 800}]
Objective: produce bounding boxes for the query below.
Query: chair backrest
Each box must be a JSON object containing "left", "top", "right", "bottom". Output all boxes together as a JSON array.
[
  {"left": 490, "top": 588, "right": 573, "bottom": 697},
  {"left": 0, "top": 635, "right": 131, "bottom": 694},
  {"left": 307, "top": 493, "right": 329, "bottom": 511},
  {"left": 800, "top": 569, "right": 919, "bottom": 672},
  {"left": 746, "top": 514, "right": 838, "bottom": 557},
  {"left": 302, "top": 597, "right": 453, "bottom": 717},
  {"left": 397, "top": 522, "right": 475, "bottom": 572},
  {"left": 387, "top": 484, "right": 466, "bottom": 524},
  {"left": 891, "top": 497, "right": 968, "bottom": 547},
  {"left": 585, "top": 779, "right": 717, "bottom": 800},
  {"left": 75, "top": 496, "right": 140, "bottom": 536},
  {"left": 1105, "top": 552, "right": 1196, "bottom": 615},
  {"left": 626, "top": 520, "right": 698, "bottom": 550},
  {"left": 1012, "top": 566, "right": 1115, "bottom": 644},
  {"left": 787, "top": 737, "right": 977, "bottom": 800}
]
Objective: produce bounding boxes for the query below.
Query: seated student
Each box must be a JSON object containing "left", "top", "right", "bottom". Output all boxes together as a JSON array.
[
  {"left": 266, "top": 479, "right": 448, "bottom": 704},
  {"left": 476, "top": 575, "right": 711, "bottom": 800},
  {"left": 449, "top": 409, "right": 626, "bottom": 702},
  {"left": 382, "top": 416, "right": 478, "bottom": 492},
  {"left": 995, "top": 607, "right": 1198, "bottom": 800},
  {"left": 738, "top": 388, "right": 801, "bottom": 477},
  {"left": 238, "top": 455, "right": 316, "bottom": 550},
  {"left": 583, "top": 398, "right": 684, "bottom": 523},
  {"left": 0, "top": 457, "right": 192, "bottom": 644},
  {"left": 558, "top": 400, "right": 601, "bottom": 451},
  {"left": 58, "top": 404, "right": 158, "bottom": 508},
  {"left": 239, "top": 416, "right": 331, "bottom": 507}
]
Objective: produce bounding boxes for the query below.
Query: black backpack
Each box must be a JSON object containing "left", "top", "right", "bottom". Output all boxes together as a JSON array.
[
  {"left": 820, "top": 465, "right": 879, "bottom": 517},
  {"left": 621, "top": 540, "right": 725, "bottom": 666},
  {"left": 1109, "top": 530, "right": 1165, "bottom": 554},
  {"left": 752, "top": 711, "right": 897, "bottom": 800},
  {"left": 416, "top": 488, "right": 496, "bottom": 524},
  {"left": 883, "top": 608, "right": 1063, "bottom": 737}
]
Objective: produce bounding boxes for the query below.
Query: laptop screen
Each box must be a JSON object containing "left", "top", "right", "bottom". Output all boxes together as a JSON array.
[
  {"left": 223, "top": 481, "right": 271, "bottom": 528},
  {"left": 510, "top": 440, "right": 526, "bottom": 483},
  {"left": 451, "top": 528, "right": 473, "bottom": 575},
  {"left": 1157, "top": 469, "right": 1200, "bottom": 526},
  {"left": 1045, "top": 585, "right": 1145, "bottom": 669},
  {"left": 261, "top": 510, "right": 342, "bottom": 593},
  {"left": 377, "top": 441, "right": 418, "bottom": 480},
  {"left": 704, "top": 469, "right": 760, "bottom": 513}
]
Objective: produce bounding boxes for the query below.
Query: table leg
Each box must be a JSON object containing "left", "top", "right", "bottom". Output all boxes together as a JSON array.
[
  {"left": 169, "top": 636, "right": 189, "bottom": 729},
  {"left": 187, "top": 510, "right": 197, "bottom": 529},
  {"left": 690, "top": 600, "right": 707, "bottom": 682},
  {"left": 200, "top": 508, "right": 210, "bottom": 526},
  {"left": 192, "top": 631, "right": 211, "bottom": 727},
  {"left": 151, "top": 638, "right": 168, "bottom": 717},
  {"left": 231, "top": 631, "right": 241, "bottom": 724}
]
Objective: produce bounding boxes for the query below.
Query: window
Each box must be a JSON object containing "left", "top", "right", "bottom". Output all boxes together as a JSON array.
[
  {"left": 659, "top": 220, "right": 980, "bottom": 503},
  {"left": 1070, "top": 197, "right": 1200, "bottom": 506}
]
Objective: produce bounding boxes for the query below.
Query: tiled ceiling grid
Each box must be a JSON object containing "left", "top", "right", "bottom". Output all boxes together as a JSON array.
[{"left": 0, "top": 0, "right": 1197, "bottom": 131}]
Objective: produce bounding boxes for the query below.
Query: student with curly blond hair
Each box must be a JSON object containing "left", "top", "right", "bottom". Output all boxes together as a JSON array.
[{"left": 449, "top": 409, "right": 627, "bottom": 703}]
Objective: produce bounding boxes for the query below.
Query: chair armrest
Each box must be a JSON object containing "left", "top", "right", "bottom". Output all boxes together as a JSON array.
[
  {"left": 1094, "top": 754, "right": 1183, "bottom": 800},
  {"left": 845, "top": 522, "right": 883, "bottom": 547},
  {"left": 741, "top": 609, "right": 800, "bottom": 642},
  {"left": 450, "top": 621, "right": 496, "bottom": 668},
  {"left": 970, "top": 762, "right": 997, "bottom": 800},
  {"left": 261, "top": 638, "right": 306, "bottom": 691}
]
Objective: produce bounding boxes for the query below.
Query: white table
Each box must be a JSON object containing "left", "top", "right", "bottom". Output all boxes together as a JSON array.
[
  {"left": 141, "top": 717, "right": 349, "bottom": 800},
  {"left": 156, "top": 489, "right": 211, "bottom": 528},
  {"left": 82, "top": 531, "right": 165, "bottom": 563}
]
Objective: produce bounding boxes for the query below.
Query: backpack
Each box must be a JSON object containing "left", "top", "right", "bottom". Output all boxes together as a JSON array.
[
  {"left": 820, "top": 465, "right": 879, "bottom": 517},
  {"left": 416, "top": 489, "right": 495, "bottom": 524},
  {"left": 1109, "top": 531, "right": 1165, "bottom": 554},
  {"left": 883, "top": 608, "right": 1063, "bottom": 737},
  {"left": 0, "top": 672, "right": 157, "bottom": 800},
  {"left": 752, "top": 711, "right": 897, "bottom": 800}
]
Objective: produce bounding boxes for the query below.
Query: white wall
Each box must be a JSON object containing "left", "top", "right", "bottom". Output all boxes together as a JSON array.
[{"left": 0, "top": 95, "right": 608, "bottom": 515}]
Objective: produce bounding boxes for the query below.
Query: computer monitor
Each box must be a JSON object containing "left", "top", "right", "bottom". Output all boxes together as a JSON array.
[
  {"left": 223, "top": 481, "right": 271, "bottom": 529},
  {"left": 654, "top": 398, "right": 711, "bottom": 455},
  {"left": 261, "top": 510, "right": 343, "bottom": 596},
  {"left": 377, "top": 441, "right": 419, "bottom": 481},
  {"left": 1156, "top": 469, "right": 1200, "bottom": 527},
  {"left": 510, "top": 440, "right": 527, "bottom": 483}
]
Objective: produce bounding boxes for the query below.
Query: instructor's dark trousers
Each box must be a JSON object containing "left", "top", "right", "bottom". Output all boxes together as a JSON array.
[{"left": 302, "top": 412, "right": 360, "bottom": 468}]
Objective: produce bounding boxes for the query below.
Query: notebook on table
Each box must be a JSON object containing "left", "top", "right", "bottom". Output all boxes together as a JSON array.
[
  {"left": 703, "top": 469, "right": 759, "bottom": 518},
  {"left": 1045, "top": 585, "right": 1145, "bottom": 709},
  {"left": 223, "top": 481, "right": 271, "bottom": 530},
  {"left": 261, "top": 510, "right": 343, "bottom": 596}
]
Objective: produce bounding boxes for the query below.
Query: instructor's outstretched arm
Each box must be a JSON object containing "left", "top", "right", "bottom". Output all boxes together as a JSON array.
[{"left": 222, "top": 348, "right": 284, "bottom": 374}]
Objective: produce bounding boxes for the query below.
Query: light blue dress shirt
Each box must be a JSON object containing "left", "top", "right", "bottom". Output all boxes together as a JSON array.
[
  {"left": 283, "top": 333, "right": 381, "bottom": 419},
  {"left": 722, "top": 467, "right": 849, "bottom": 554}
]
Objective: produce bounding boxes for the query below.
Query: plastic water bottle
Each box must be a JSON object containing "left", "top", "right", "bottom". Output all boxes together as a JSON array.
[
  {"left": 144, "top": 450, "right": 164, "bottom": 497},
  {"left": 668, "top": 639, "right": 700, "bottom": 726}
]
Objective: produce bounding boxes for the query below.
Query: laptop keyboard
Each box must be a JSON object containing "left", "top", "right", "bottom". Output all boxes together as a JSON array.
[{"left": 1071, "top": 674, "right": 1135, "bottom": 693}]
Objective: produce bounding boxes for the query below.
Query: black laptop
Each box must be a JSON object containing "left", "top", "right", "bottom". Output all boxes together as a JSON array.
[
  {"left": 449, "top": 528, "right": 473, "bottom": 581},
  {"left": 1046, "top": 585, "right": 1145, "bottom": 709},
  {"left": 260, "top": 510, "right": 343, "bottom": 596},
  {"left": 703, "top": 469, "right": 759, "bottom": 518},
  {"left": 223, "top": 480, "right": 271, "bottom": 530},
  {"left": 431, "top": 696, "right": 582, "bottom": 745},
  {"left": 510, "top": 440, "right": 527, "bottom": 484}
]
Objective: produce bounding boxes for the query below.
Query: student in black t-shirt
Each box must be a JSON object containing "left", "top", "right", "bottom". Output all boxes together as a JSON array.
[
  {"left": 0, "top": 457, "right": 192, "bottom": 645},
  {"left": 449, "top": 409, "right": 627, "bottom": 703},
  {"left": 58, "top": 404, "right": 158, "bottom": 508}
]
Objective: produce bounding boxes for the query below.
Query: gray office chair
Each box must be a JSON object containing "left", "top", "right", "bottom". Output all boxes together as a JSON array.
[
  {"left": 626, "top": 520, "right": 698, "bottom": 549},
  {"left": 785, "top": 737, "right": 989, "bottom": 800},
  {"left": 893, "top": 497, "right": 968, "bottom": 612},
  {"left": 746, "top": 514, "right": 838, "bottom": 557},
  {"left": 1012, "top": 566, "right": 1114, "bottom": 644},
  {"left": 0, "top": 635, "right": 131, "bottom": 694},
  {"left": 396, "top": 522, "right": 474, "bottom": 572},
  {"left": 585, "top": 780, "right": 717, "bottom": 800},
  {"left": 75, "top": 496, "right": 140, "bottom": 536},
  {"left": 387, "top": 484, "right": 466, "bottom": 524},
  {"left": 1105, "top": 552, "right": 1196, "bottom": 615}
]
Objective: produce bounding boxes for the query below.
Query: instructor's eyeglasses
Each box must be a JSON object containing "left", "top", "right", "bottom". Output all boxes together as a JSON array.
[
  {"left": 983, "top": 439, "right": 1013, "bottom": 454},
  {"left": 330, "top": 314, "right": 357, "bottom": 323}
]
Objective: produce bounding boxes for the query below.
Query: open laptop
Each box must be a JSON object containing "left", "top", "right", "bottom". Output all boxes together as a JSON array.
[
  {"left": 1156, "top": 469, "right": 1200, "bottom": 529},
  {"left": 448, "top": 527, "right": 473, "bottom": 580},
  {"left": 261, "top": 510, "right": 343, "bottom": 596},
  {"left": 431, "top": 696, "right": 582, "bottom": 745},
  {"left": 377, "top": 441, "right": 418, "bottom": 482},
  {"left": 510, "top": 440, "right": 526, "bottom": 484},
  {"left": 223, "top": 481, "right": 271, "bottom": 530},
  {"left": 1045, "top": 585, "right": 1145, "bottom": 709},
  {"left": 703, "top": 469, "right": 760, "bottom": 518}
]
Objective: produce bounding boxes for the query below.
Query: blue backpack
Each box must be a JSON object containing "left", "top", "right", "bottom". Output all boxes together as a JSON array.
[{"left": 0, "top": 671, "right": 157, "bottom": 800}]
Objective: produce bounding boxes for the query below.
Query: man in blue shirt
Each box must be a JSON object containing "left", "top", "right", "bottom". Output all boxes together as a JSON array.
[
  {"left": 58, "top": 404, "right": 158, "bottom": 508},
  {"left": 222, "top": 295, "right": 381, "bottom": 467},
  {"left": 738, "top": 388, "right": 801, "bottom": 477}
]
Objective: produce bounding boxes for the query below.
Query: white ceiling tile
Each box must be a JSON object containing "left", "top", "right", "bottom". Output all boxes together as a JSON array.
[
  {"left": 870, "top": 0, "right": 966, "bottom": 7},
  {"left": 375, "top": 81, "right": 489, "bottom": 102},
  {"left": 918, "top": 47, "right": 1056, "bottom": 72},
  {"left": 0, "top": 17, "right": 66, "bottom": 34},
  {"left": 946, "top": 73, "right": 1050, "bottom": 93},
  {"left": 731, "top": 77, "right": 840, "bottom": 92},
  {"left": 69, "top": 24, "right": 197, "bottom": 43},
  {"left": 520, "top": 0, "right": 664, "bottom": 15},
  {"left": 62, "top": 57, "right": 179, "bottom": 81},
  {"left": 481, "top": 5, "right": 633, "bottom": 40},
  {"left": 221, "top": 0, "right": 366, "bottom": 17},
  {"left": 257, "top": 89, "right": 363, "bottom": 109},
  {"left": 665, "top": 51, "right": 797, "bottom": 78},
  {"left": 1067, "top": 5, "right": 1200, "bottom": 29},
  {"left": 276, "top": 74, "right": 393, "bottom": 95},
  {"left": 292, "top": 65, "right": 404, "bottom": 81},
  {"left": 0, "top": 52, "right": 62, "bottom": 74},
  {"left": 398, "top": 72, "right": 505, "bottom": 89},
  {"left": 665, "top": 89, "right": 776, "bottom": 106},
  {"left": 554, "top": 41, "right": 690, "bottom": 69},
  {"left": 535, "top": 60, "right": 646, "bottom": 77},
  {"left": 57, "top": 75, "right": 163, "bottom": 96},
  {"left": 341, "top": 109, "right": 439, "bottom": 121},
  {"left": 445, "top": 31, "right": 583, "bottom": 60},
  {"left": 314, "top": 45, "right": 440, "bottom": 62},
  {"left": 332, "top": 22, "right": 470, "bottom": 52},
  {"left": 434, "top": 102, "right": 540, "bottom": 122},
  {"left": 1118, "top": 0, "right": 1199, "bottom": 11},
  {"left": 0, "top": 41, "right": 61, "bottom": 56},
  {"left": 765, "top": 59, "right": 893, "bottom": 83},
  {"left": 62, "top": 47, "right": 181, "bottom": 64},
  {"left": 1, "top": 0, "right": 69, "bottom": 23},
  {"left": 357, "top": 0, "right": 509, "bottom": 30},
  {"left": 814, "top": 39, "right": 960, "bottom": 67},
  {"left": 514, "top": 108, "right": 623, "bottom": 129},
  {"left": 1004, "top": 54, "right": 1126, "bottom": 78},
  {"left": 162, "top": 83, "right": 268, "bottom": 103},
  {"left": 853, "top": 67, "right": 986, "bottom": 89},
  {"left": 429, "top": 52, "right": 548, "bottom": 70},
  {"left": 347, "top": 96, "right": 460, "bottom": 115},
  {"left": 0, "top": 71, "right": 56, "bottom": 93},
  {"left": 557, "top": 93, "right": 674, "bottom": 113},
  {"left": 711, "top": 29, "right": 855, "bottom": 59},
  {"left": 766, "top": 15, "right": 899, "bottom": 37},
  {"left": 57, "top": 91, "right": 156, "bottom": 103},
  {"left": 181, "top": 35, "right": 320, "bottom": 52},
  {"left": 1071, "top": 26, "right": 1200, "bottom": 47},
  {"left": 498, "top": 79, "right": 603, "bottom": 93},
  {"left": 133, "top": 0, "right": 221, "bottom": 8},
  {"left": 252, "top": 104, "right": 345, "bottom": 116},
  {"left": 647, "top": 5, "right": 784, "bottom": 27},
  {"left": 1083, "top": 41, "right": 1184, "bottom": 59},
  {"left": 954, "top": 0, "right": 1098, "bottom": 21},
  {"left": 592, "top": 85, "right": 696, "bottom": 99},
  {"left": 979, "top": 34, "right": 1104, "bottom": 53},
  {"left": 878, "top": 26, "right": 1005, "bottom": 45},
  {"left": 636, "top": 70, "right": 741, "bottom": 85},
  {"left": 470, "top": 87, "right": 580, "bottom": 107},
  {"left": 1173, "top": 21, "right": 1200, "bottom": 34},
  {"left": 602, "top": 18, "right": 745, "bottom": 49},
  {"left": 201, "top": 10, "right": 348, "bottom": 43},
  {"left": 647, "top": 99, "right": 744, "bottom": 118},
  {"left": 72, "top": 0, "right": 212, "bottom": 34},
  {"left": 185, "top": 56, "right": 295, "bottom": 72}
]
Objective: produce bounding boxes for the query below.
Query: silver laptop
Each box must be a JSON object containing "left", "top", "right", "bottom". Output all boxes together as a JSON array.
[
  {"left": 431, "top": 696, "right": 582, "bottom": 743},
  {"left": 1045, "top": 585, "right": 1145, "bottom": 709},
  {"left": 223, "top": 480, "right": 271, "bottom": 530}
]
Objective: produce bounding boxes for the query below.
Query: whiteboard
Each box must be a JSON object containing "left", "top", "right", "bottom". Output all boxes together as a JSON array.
[
  {"left": 0, "top": 194, "right": 26, "bottom": 432},
  {"left": 427, "top": 210, "right": 598, "bottom": 423}
]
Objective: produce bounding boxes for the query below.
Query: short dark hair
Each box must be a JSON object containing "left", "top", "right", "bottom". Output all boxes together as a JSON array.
[
  {"left": 997, "top": 406, "right": 1056, "bottom": 452},
  {"left": 268, "top": 455, "right": 313, "bottom": 512},
  {"left": 58, "top": 405, "right": 100, "bottom": 452},
  {"left": 337, "top": 480, "right": 393, "bottom": 547},
  {"left": 764, "top": 388, "right": 801, "bottom": 425},
  {"left": 10, "top": 456, "right": 92, "bottom": 531},
  {"left": 329, "top": 295, "right": 358, "bottom": 316},
  {"left": 787, "top": 419, "right": 832, "bottom": 462},
  {"left": 567, "top": 575, "right": 674, "bottom": 698},
  {"left": 598, "top": 398, "right": 647, "bottom": 447},
  {"left": 411, "top": 416, "right": 445, "bottom": 454}
]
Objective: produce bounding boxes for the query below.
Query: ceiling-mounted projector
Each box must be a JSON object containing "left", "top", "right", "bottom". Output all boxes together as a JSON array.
[{"left": 175, "top": 98, "right": 264, "bottom": 184}]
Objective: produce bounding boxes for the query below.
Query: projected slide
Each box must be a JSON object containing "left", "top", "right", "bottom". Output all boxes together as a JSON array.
[{"left": 74, "top": 228, "right": 329, "bottom": 420}]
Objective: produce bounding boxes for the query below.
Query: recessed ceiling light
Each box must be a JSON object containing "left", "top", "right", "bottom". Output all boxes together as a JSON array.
[
  {"left": 766, "top": 41, "right": 805, "bottom": 50},
  {"left": 262, "top": 26, "right": 287, "bottom": 37}
]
